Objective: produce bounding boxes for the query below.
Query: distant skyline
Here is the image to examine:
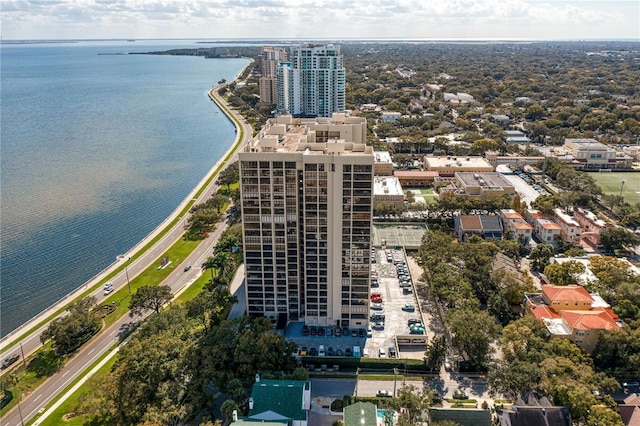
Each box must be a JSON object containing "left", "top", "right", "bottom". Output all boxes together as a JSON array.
[{"left": 1, "top": 0, "right": 639, "bottom": 41}]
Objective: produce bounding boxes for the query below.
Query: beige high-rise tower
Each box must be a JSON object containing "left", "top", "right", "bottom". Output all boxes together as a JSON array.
[
  {"left": 258, "top": 46, "right": 287, "bottom": 105},
  {"left": 238, "top": 114, "right": 373, "bottom": 328}
]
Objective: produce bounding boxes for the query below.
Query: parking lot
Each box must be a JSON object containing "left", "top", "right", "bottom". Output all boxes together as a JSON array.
[{"left": 284, "top": 248, "right": 427, "bottom": 361}]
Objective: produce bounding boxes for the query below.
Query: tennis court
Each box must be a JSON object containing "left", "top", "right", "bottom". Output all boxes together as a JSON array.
[{"left": 372, "top": 223, "right": 428, "bottom": 249}]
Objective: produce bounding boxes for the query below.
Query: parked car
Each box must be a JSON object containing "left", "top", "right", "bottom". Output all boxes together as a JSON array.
[
  {"left": 366, "top": 327, "right": 373, "bottom": 338},
  {"left": 335, "top": 327, "right": 342, "bottom": 336},
  {"left": 408, "top": 318, "right": 422, "bottom": 326},
  {"left": 318, "top": 345, "right": 326, "bottom": 357},
  {"left": 1, "top": 354, "right": 20, "bottom": 370},
  {"left": 300, "top": 347, "right": 308, "bottom": 356},
  {"left": 378, "top": 347, "right": 387, "bottom": 358},
  {"left": 345, "top": 347, "right": 353, "bottom": 356},
  {"left": 342, "top": 327, "right": 349, "bottom": 337},
  {"left": 402, "top": 304, "right": 415, "bottom": 312},
  {"left": 371, "top": 302, "right": 383, "bottom": 310},
  {"left": 377, "top": 390, "right": 392, "bottom": 397},
  {"left": 318, "top": 327, "right": 325, "bottom": 337},
  {"left": 388, "top": 346, "right": 397, "bottom": 358},
  {"left": 453, "top": 389, "right": 469, "bottom": 400},
  {"left": 372, "top": 321, "right": 385, "bottom": 330},
  {"left": 310, "top": 326, "right": 317, "bottom": 335},
  {"left": 327, "top": 347, "right": 334, "bottom": 356},
  {"left": 309, "top": 347, "right": 318, "bottom": 356},
  {"left": 351, "top": 329, "right": 358, "bottom": 337},
  {"left": 409, "top": 324, "right": 425, "bottom": 334},
  {"left": 403, "top": 287, "right": 413, "bottom": 294},
  {"left": 302, "top": 326, "right": 309, "bottom": 336}
]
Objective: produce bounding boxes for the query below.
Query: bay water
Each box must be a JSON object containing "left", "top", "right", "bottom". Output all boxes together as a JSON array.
[{"left": 0, "top": 40, "right": 249, "bottom": 337}]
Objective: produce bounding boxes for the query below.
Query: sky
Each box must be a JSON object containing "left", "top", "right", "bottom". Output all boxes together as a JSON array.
[{"left": 1, "top": 0, "right": 639, "bottom": 41}]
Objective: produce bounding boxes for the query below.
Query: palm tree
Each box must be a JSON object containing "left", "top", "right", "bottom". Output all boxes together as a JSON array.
[{"left": 202, "top": 256, "right": 216, "bottom": 283}]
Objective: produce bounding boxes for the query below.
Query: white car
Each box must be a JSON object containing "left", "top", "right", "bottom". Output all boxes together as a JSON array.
[
  {"left": 366, "top": 327, "right": 373, "bottom": 338},
  {"left": 378, "top": 347, "right": 386, "bottom": 358}
]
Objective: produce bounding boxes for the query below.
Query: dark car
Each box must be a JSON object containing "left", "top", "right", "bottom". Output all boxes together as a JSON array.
[
  {"left": 327, "top": 347, "right": 334, "bottom": 356},
  {"left": 317, "top": 327, "right": 325, "bottom": 337},
  {"left": 358, "top": 328, "right": 365, "bottom": 338},
  {"left": 310, "top": 326, "right": 317, "bottom": 336},
  {"left": 336, "top": 348, "right": 344, "bottom": 356},
  {"left": 309, "top": 347, "right": 318, "bottom": 356},
  {"left": 403, "top": 287, "right": 413, "bottom": 294},
  {"left": 326, "top": 327, "right": 333, "bottom": 337},
  {"left": 345, "top": 347, "right": 353, "bottom": 356},
  {"left": 183, "top": 265, "right": 192, "bottom": 272},
  {"left": 389, "top": 346, "right": 397, "bottom": 358},
  {"left": 342, "top": 327, "right": 349, "bottom": 337},
  {"left": 302, "top": 326, "right": 309, "bottom": 336},
  {"left": 351, "top": 329, "right": 358, "bottom": 337},
  {"left": 1, "top": 354, "right": 20, "bottom": 370},
  {"left": 335, "top": 327, "right": 342, "bottom": 336}
]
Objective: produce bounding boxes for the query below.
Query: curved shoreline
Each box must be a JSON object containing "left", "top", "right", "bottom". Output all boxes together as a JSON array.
[{"left": 0, "top": 59, "right": 251, "bottom": 350}]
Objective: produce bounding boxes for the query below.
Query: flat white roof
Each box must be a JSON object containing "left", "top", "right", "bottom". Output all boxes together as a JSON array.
[
  {"left": 374, "top": 151, "right": 393, "bottom": 164},
  {"left": 374, "top": 176, "right": 404, "bottom": 196},
  {"left": 425, "top": 156, "right": 493, "bottom": 169},
  {"left": 543, "top": 318, "right": 572, "bottom": 335}
]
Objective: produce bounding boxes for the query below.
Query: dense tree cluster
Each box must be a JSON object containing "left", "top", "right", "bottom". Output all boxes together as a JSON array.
[
  {"left": 40, "top": 296, "right": 100, "bottom": 355},
  {"left": 417, "top": 231, "right": 535, "bottom": 367},
  {"left": 489, "top": 316, "right": 623, "bottom": 425}
]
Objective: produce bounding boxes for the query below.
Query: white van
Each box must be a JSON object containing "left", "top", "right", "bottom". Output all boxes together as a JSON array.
[{"left": 103, "top": 282, "right": 113, "bottom": 296}]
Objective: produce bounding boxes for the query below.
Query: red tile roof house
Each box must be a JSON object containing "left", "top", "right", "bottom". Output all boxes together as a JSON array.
[{"left": 524, "top": 285, "right": 624, "bottom": 352}]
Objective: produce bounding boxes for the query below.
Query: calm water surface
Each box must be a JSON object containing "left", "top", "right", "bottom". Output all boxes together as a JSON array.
[{"left": 1, "top": 41, "right": 249, "bottom": 336}]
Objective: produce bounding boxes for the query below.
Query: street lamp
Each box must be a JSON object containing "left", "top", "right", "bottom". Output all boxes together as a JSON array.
[
  {"left": 19, "top": 342, "right": 26, "bottom": 368},
  {"left": 125, "top": 257, "right": 131, "bottom": 295},
  {"left": 393, "top": 368, "right": 399, "bottom": 398},
  {"left": 355, "top": 367, "right": 360, "bottom": 397},
  {"left": 619, "top": 179, "right": 627, "bottom": 204}
]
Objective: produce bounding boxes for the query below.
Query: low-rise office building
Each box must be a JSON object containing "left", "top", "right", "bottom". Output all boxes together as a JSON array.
[
  {"left": 562, "top": 138, "right": 633, "bottom": 170},
  {"left": 424, "top": 156, "right": 494, "bottom": 177},
  {"left": 373, "top": 151, "right": 393, "bottom": 176},
  {"left": 393, "top": 170, "right": 438, "bottom": 186},
  {"left": 453, "top": 172, "right": 516, "bottom": 197},
  {"left": 373, "top": 176, "right": 405, "bottom": 209}
]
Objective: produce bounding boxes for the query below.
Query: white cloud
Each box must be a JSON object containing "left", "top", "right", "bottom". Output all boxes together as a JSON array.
[{"left": 0, "top": 0, "right": 638, "bottom": 39}]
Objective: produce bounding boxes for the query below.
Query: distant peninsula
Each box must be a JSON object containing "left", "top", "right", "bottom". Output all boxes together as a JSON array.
[{"left": 135, "top": 46, "right": 261, "bottom": 59}]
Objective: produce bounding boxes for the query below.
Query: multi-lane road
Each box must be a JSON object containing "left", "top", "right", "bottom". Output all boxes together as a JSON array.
[{"left": 1, "top": 86, "right": 253, "bottom": 426}]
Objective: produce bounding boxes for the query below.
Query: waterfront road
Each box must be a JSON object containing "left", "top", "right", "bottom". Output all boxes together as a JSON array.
[{"left": 1, "top": 85, "right": 254, "bottom": 426}]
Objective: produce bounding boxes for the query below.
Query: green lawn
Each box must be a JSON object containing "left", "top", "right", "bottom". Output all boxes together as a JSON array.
[{"left": 590, "top": 172, "right": 640, "bottom": 205}]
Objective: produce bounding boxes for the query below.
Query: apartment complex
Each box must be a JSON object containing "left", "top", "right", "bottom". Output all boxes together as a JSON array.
[
  {"left": 499, "top": 209, "right": 533, "bottom": 244},
  {"left": 524, "top": 285, "right": 623, "bottom": 352},
  {"left": 258, "top": 46, "right": 288, "bottom": 105},
  {"left": 239, "top": 114, "right": 373, "bottom": 328},
  {"left": 277, "top": 44, "right": 346, "bottom": 118}
]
